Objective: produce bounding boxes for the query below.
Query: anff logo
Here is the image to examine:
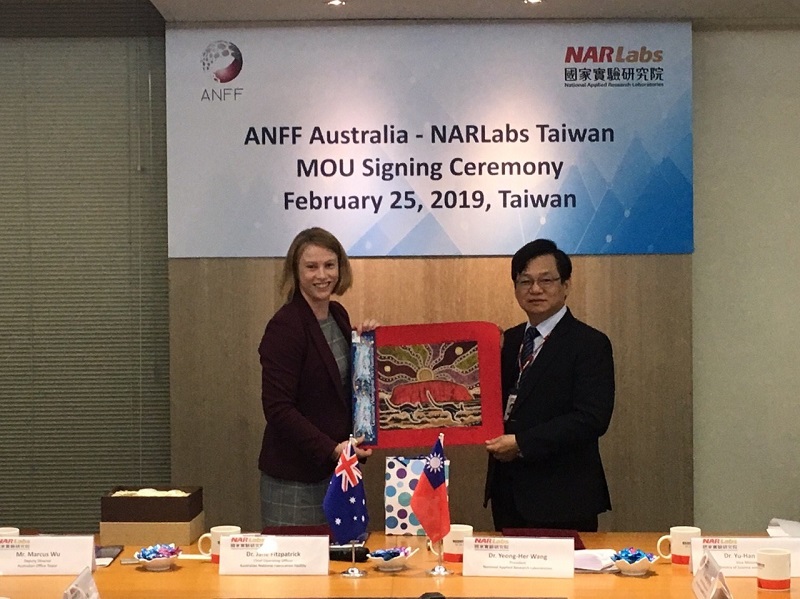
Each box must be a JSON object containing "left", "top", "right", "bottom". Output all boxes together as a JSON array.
[{"left": 202, "top": 41, "right": 243, "bottom": 83}]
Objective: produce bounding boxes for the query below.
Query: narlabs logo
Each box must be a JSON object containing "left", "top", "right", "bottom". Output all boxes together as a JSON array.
[
  {"left": 563, "top": 44, "right": 666, "bottom": 88},
  {"left": 565, "top": 46, "right": 663, "bottom": 63},
  {"left": 202, "top": 40, "right": 244, "bottom": 83}
]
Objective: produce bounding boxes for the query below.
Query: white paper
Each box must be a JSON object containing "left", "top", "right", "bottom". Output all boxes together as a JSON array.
[
  {"left": 463, "top": 536, "right": 574, "bottom": 578},
  {"left": 767, "top": 526, "right": 789, "bottom": 537},
  {"left": 769, "top": 518, "right": 800, "bottom": 537},
  {"left": 574, "top": 549, "right": 616, "bottom": 572}
]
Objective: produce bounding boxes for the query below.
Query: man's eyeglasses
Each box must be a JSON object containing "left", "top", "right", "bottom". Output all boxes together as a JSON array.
[{"left": 515, "top": 276, "right": 561, "bottom": 291}]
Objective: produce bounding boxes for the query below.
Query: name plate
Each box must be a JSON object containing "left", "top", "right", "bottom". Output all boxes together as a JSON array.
[
  {"left": 692, "top": 552, "right": 733, "bottom": 599},
  {"left": 690, "top": 537, "right": 800, "bottom": 576},
  {"left": 218, "top": 535, "right": 329, "bottom": 575},
  {"left": 62, "top": 566, "right": 100, "bottom": 599},
  {"left": 463, "top": 536, "right": 574, "bottom": 578},
  {"left": 0, "top": 536, "right": 94, "bottom": 576}
]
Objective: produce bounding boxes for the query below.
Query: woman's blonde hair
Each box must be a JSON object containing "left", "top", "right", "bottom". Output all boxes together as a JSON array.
[{"left": 280, "top": 227, "right": 353, "bottom": 302}]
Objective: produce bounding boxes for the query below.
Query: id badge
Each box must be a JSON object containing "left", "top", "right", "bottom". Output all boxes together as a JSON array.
[{"left": 503, "top": 392, "right": 518, "bottom": 422}]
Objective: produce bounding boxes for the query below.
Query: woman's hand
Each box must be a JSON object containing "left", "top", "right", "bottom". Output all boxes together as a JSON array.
[
  {"left": 332, "top": 435, "right": 373, "bottom": 461},
  {"left": 354, "top": 319, "right": 380, "bottom": 335}
]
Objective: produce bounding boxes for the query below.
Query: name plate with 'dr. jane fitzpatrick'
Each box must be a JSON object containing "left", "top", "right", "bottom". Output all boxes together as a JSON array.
[
  {"left": 0, "top": 536, "right": 94, "bottom": 575},
  {"left": 218, "top": 535, "right": 329, "bottom": 575},
  {"left": 463, "top": 536, "right": 574, "bottom": 578}
]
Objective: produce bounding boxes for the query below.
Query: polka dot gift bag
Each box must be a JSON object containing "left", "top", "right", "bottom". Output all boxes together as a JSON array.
[{"left": 384, "top": 456, "right": 450, "bottom": 535}]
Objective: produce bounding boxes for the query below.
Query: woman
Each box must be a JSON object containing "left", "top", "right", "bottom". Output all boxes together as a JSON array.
[{"left": 258, "top": 227, "right": 375, "bottom": 527}]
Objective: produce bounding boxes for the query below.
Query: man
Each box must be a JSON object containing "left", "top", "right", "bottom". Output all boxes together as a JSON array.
[{"left": 484, "top": 239, "right": 614, "bottom": 532}]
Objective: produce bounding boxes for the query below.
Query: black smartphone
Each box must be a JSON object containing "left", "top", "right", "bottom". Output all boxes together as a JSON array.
[{"left": 95, "top": 545, "right": 124, "bottom": 566}]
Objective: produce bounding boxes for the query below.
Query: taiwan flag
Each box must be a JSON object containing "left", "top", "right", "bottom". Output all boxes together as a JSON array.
[
  {"left": 322, "top": 441, "right": 369, "bottom": 545},
  {"left": 410, "top": 436, "right": 451, "bottom": 544}
]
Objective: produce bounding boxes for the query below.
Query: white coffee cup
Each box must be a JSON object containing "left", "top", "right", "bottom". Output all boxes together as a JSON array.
[
  {"left": 0, "top": 527, "right": 20, "bottom": 537},
  {"left": 757, "top": 547, "right": 792, "bottom": 591},
  {"left": 657, "top": 525, "right": 701, "bottom": 565},
  {"left": 429, "top": 524, "right": 473, "bottom": 562},
  {"left": 197, "top": 525, "right": 241, "bottom": 564}
]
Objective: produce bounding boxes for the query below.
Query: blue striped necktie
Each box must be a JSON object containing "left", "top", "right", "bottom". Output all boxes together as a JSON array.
[{"left": 521, "top": 326, "right": 540, "bottom": 366}]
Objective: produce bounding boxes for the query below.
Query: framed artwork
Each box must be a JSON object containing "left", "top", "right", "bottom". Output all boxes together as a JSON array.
[{"left": 352, "top": 321, "right": 503, "bottom": 448}]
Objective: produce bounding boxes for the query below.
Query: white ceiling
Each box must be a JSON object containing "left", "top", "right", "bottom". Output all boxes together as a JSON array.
[{"left": 149, "top": 0, "right": 800, "bottom": 29}]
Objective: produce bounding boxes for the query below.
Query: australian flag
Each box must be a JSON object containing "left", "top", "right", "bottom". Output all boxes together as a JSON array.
[{"left": 322, "top": 440, "right": 369, "bottom": 545}]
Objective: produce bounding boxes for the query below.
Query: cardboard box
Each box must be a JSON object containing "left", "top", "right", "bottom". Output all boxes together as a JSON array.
[
  {"left": 100, "top": 486, "right": 203, "bottom": 522},
  {"left": 100, "top": 511, "right": 205, "bottom": 546}
]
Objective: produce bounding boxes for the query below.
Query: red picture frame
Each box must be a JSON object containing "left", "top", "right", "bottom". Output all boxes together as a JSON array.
[{"left": 365, "top": 321, "right": 503, "bottom": 448}]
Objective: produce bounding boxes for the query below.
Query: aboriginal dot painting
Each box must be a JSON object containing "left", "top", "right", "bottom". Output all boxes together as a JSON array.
[
  {"left": 376, "top": 341, "right": 482, "bottom": 431},
  {"left": 355, "top": 322, "right": 503, "bottom": 448}
]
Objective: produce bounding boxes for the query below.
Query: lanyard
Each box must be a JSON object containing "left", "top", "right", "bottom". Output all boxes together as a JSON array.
[
  {"left": 516, "top": 334, "right": 548, "bottom": 387},
  {"left": 505, "top": 334, "right": 549, "bottom": 422}
]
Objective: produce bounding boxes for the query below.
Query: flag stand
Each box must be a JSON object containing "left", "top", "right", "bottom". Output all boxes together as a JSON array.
[
  {"left": 341, "top": 540, "right": 367, "bottom": 578},
  {"left": 427, "top": 538, "right": 452, "bottom": 576},
  {"left": 325, "top": 436, "right": 368, "bottom": 578}
]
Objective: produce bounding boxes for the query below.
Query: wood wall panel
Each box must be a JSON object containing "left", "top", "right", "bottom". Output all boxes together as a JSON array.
[{"left": 170, "top": 254, "right": 691, "bottom": 533}]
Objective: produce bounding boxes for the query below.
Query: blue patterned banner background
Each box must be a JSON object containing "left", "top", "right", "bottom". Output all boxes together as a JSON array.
[{"left": 166, "top": 22, "right": 692, "bottom": 256}]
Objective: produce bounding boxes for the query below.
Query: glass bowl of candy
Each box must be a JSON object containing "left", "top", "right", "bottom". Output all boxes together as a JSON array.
[
  {"left": 611, "top": 547, "right": 658, "bottom": 576},
  {"left": 367, "top": 547, "right": 418, "bottom": 572},
  {"left": 134, "top": 543, "right": 182, "bottom": 571}
]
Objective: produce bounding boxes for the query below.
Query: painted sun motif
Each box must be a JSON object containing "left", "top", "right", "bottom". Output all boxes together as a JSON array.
[{"left": 376, "top": 340, "right": 482, "bottom": 431}]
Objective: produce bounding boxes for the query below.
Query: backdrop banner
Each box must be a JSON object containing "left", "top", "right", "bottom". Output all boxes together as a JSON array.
[{"left": 166, "top": 22, "right": 692, "bottom": 257}]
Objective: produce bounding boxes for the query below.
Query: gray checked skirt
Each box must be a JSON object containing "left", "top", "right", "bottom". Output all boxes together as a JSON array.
[{"left": 260, "top": 472, "right": 329, "bottom": 528}]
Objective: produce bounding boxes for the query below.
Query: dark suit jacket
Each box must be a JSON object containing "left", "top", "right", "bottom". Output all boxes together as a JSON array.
[
  {"left": 485, "top": 308, "right": 615, "bottom": 522},
  {"left": 258, "top": 292, "right": 352, "bottom": 483}
]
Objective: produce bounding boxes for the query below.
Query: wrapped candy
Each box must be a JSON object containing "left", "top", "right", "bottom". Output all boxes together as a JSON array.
[
  {"left": 369, "top": 547, "right": 414, "bottom": 561},
  {"left": 134, "top": 543, "right": 181, "bottom": 561},
  {"left": 612, "top": 546, "right": 656, "bottom": 564}
]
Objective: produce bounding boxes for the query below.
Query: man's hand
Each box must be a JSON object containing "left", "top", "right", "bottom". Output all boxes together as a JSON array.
[{"left": 485, "top": 434, "right": 520, "bottom": 462}]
